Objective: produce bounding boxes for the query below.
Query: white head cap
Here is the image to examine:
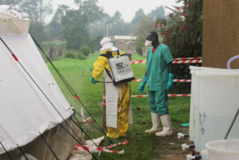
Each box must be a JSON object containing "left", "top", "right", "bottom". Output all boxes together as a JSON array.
[{"left": 100, "top": 37, "right": 118, "bottom": 52}]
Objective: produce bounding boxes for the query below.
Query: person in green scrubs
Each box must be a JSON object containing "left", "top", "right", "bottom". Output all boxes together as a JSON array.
[{"left": 138, "top": 31, "right": 174, "bottom": 137}]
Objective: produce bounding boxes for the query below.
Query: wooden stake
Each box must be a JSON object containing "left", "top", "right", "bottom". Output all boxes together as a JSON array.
[{"left": 102, "top": 83, "right": 106, "bottom": 131}]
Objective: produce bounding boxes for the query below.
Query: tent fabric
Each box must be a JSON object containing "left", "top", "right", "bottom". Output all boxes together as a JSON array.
[
  {"left": 0, "top": 8, "right": 75, "bottom": 157},
  {"left": 0, "top": 118, "right": 89, "bottom": 160},
  {"left": 0, "top": 8, "right": 30, "bottom": 36}
]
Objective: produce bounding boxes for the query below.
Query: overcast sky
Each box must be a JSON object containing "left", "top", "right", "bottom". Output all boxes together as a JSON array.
[{"left": 50, "top": 0, "right": 183, "bottom": 23}]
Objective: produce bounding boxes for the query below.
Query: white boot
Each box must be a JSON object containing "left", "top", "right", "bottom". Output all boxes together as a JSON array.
[
  {"left": 145, "top": 112, "right": 160, "bottom": 133},
  {"left": 155, "top": 114, "right": 172, "bottom": 137}
]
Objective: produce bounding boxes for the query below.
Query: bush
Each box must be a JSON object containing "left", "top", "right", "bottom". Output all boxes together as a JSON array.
[
  {"left": 42, "top": 40, "right": 67, "bottom": 58},
  {"left": 80, "top": 46, "right": 91, "bottom": 57},
  {"left": 48, "top": 46, "right": 55, "bottom": 60},
  {"left": 136, "top": 43, "right": 144, "bottom": 56},
  {"left": 77, "top": 51, "right": 86, "bottom": 60},
  {"left": 64, "top": 50, "right": 77, "bottom": 59}
]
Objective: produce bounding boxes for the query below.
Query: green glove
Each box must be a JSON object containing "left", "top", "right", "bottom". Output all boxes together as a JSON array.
[
  {"left": 90, "top": 75, "right": 96, "bottom": 84},
  {"left": 167, "top": 73, "right": 174, "bottom": 90},
  {"left": 138, "top": 75, "right": 147, "bottom": 93}
]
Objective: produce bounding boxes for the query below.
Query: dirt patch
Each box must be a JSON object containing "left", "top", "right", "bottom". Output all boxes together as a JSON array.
[{"left": 153, "top": 127, "right": 193, "bottom": 160}]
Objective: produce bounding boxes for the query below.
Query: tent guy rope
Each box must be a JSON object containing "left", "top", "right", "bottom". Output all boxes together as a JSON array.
[
  {"left": 31, "top": 35, "right": 114, "bottom": 145},
  {"left": 0, "top": 37, "right": 99, "bottom": 160}
]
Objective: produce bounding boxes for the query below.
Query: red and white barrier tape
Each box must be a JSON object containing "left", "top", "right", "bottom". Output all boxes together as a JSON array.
[
  {"left": 133, "top": 79, "right": 191, "bottom": 83},
  {"left": 130, "top": 60, "right": 147, "bottom": 64},
  {"left": 130, "top": 59, "right": 202, "bottom": 64},
  {"left": 173, "top": 59, "right": 202, "bottom": 64},
  {"left": 103, "top": 94, "right": 190, "bottom": 99},
  {"left": 75, "top": 140, "right": 129, "bottom": 154},
  {"left": 173, "top": 57, "right": 202, "bottom": 60},
  {"left": 75, "top": 145, "right": 124, "bottom": 154},
  {"left": 173, "top": 79, "right": 191, "bottom": 83},
  {"left": 103, "top": 140, "right": 129, "bottom": 149},
  {"left": 131, "top": 94, "right": 190, "bottom": 97}
]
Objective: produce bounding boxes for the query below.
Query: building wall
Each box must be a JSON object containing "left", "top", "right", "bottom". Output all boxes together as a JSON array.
[
  {"left": 202, "top": 0, "right": 239, "bottom": 68},
  {"left": 115, "top": 39, "right": 136, "bottom": 53}
]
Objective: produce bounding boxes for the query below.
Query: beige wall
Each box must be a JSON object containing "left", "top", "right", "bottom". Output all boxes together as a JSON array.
[
  {"left": 202, "top": 0, "right": 239, "bottom": 68},
  {"left": 115, "top": 39, "right": 136, "bottom": 53}
]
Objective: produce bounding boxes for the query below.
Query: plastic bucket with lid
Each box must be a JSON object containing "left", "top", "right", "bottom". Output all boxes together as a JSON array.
[{"left": 201, "top": 139, "right": 239, "bottom": 160}]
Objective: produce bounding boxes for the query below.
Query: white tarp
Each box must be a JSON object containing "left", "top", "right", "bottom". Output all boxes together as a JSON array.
[{"left": 0, "top": 9, "right": 73, "bottom": 155}]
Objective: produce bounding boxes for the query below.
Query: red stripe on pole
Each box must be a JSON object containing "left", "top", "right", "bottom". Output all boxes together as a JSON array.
[
  {"left": 74, "top": 95, "right": 80, "bottom": 100},
  {"left": 13, "top": 54, "right": 18, "bottom": 61}
]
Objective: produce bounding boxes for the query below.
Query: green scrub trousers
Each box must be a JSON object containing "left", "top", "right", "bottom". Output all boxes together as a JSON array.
[{"left": 148, "top": 90, "right": 169, "bottom": 116}]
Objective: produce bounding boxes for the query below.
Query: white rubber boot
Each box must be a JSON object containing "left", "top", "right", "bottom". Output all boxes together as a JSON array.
[
  {"left": 155, "top": 114, "right": 172, "bottom": 137},
  {"left": 145, "top": 112, "right": 160, "bottom": 133}
]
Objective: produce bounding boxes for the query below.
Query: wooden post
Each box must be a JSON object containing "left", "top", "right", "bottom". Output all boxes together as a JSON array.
[
  {"left": 202, "top": 0, "right": 239, "bottom": 68},
  {"left": 102, "top": 83, "right": 106, "bottom": 131}
]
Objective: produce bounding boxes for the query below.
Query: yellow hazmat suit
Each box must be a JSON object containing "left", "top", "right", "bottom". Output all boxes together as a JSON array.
[{"left": 92, "top": 49, "right": 130, "bottom": 138}]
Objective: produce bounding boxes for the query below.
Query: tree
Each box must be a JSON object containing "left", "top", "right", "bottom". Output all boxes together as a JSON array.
[
  {"left": 135, "top": 17, "right": 155, "bottom": 45},
  {"left": 61, "top": 10, "right": 90, "bottom": 50},
  {"left": 29, "top": 21, "right": 48, "bottom": 44},
  {"left": 80, "top": 46, "right": 91, "bottom": 56},
  {"left": 74, "top": 0, "right": 103, "bottom": 23},
  {"left": 136, "top": 43, "right": 144, "bottom": 56},
  {"left": 48, "top": 5, "right": 69, "bottom": 40},
  {"left": 20, "top": 0, "right": 53, "bottom": 22},
  {"left": 112, "top": 11, "right": 123, "bottom": 23},
  {"left": 148, "top": 6, "right": 166, "bottom": 20},
  {"left": 88, "top": 13, "right": 110, "bottom": 36},
  {"left": 131, "top": 9, "right": 146, "bottom": 25},
  {"left": 154, "top": 0, "right": 203, "bottom": 93},
  {"left": 89, "top": 11, "right": 137, "bottom": 37},
  {"left": 0, "top": 0, "right": 23, "bottom": 9},
  {"left": 155, "top": 0, "right": 203, "bottom": 58}
]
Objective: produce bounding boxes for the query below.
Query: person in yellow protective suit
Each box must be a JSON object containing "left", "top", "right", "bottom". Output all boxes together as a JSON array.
[{"left": 90, "top": 37, "right": 131, "bottom": 138}]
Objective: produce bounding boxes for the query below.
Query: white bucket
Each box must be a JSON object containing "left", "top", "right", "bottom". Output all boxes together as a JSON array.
[{"left": 201, "top": 139, "right": 239, "bottom": 160}]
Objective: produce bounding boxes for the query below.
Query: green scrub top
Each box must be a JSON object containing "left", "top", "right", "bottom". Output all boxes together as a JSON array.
[{"left": 146, "top": 43, "right": 173, "bottom": 91}]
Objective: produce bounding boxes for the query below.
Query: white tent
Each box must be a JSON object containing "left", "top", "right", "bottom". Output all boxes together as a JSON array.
[{"left": 0, "top": 9, "right": 90, "bottom": 160}]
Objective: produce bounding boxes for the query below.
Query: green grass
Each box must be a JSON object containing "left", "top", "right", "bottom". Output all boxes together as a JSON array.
[{"left": 47, "top": 53, "right": 191, "bottom": 160}]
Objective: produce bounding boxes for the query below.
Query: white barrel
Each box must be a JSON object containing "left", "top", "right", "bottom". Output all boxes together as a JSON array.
[
  {"left": 201, "top": 139, "right": 239, "bottom": 160},
  {"left": 189, "top": 66, "right": 239, "bottom": 152},
  {"left": 189, "top": 67, "right": 227, "bottom": 145},
  {"left": 195, "top": 70, "right": 239, "bottom": 152}
]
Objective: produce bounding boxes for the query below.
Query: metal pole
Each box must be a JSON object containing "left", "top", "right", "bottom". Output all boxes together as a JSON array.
[
  {"left": 106, "top": 21, "right": 109, "bottom": 37},
  {"left": 224, "top": 107, "right": 239, "bottom": 139}
]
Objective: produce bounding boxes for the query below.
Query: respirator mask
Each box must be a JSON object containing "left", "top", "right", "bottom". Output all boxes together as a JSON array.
[{"left": 144, "top": 40, "right": 152, "bottom": 47}]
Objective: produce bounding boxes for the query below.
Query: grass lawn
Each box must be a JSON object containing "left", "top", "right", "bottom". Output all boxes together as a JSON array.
[{"left": 47, "top": 53, "right": 192, "bottom": 160}]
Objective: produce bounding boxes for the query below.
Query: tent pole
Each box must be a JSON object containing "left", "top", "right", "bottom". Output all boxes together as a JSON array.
[{"left": 0, "top": 141, "right": 13, "bottom": 160}]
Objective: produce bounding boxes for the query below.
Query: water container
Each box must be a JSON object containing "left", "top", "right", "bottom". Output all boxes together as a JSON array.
[
  {"left": 189, "top": 66, "right": 211, "bottom": 142},
  {"left": 196, "top": 71, "right": 239, "bottom": 152},
  {"left": 189, "top": 66, "right": 239, "bottom": 152},
  {"left": 201, "top": 139, "right": 239, "bottom": 160},
  {"left": 189, "top": 67, "right": 227, "bottom": 145}
]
